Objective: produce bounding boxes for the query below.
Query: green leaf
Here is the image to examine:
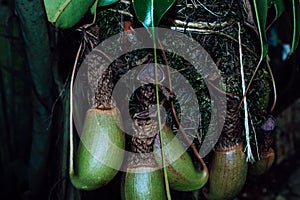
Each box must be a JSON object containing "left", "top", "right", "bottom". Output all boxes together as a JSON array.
[
  {"left": 98, "top": 0, "right": 118, "bottom": 6},
  {"left": 253, "top": 0, "right": 269, "bottom": 60},
  {"left": 274, "top": 0, "right": 284, "bottom": 20},
  {"left": 91, "top": 0, "right": 119, "bottom": 14},
  {"left": 132, "top": 0, "right": 176, "bottom": 27},
  {"left": 290, "top": 0, "right": 300, "bottom": 55},
  {"left": 43, "top": 0, "right": 95, "bottom": 28}
]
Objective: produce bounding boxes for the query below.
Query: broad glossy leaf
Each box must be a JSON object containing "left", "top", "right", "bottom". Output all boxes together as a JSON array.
[
  {"left": 253, "top": 0, "right": 269, "bottom": 60},
  {"left": 290, "top": 0, "right": 300, "bottom": 55},
  {"left": 44, "top": 0, "right": 95, "bottom": 28},
  {"left": 132, "top": 0, "right": 176, "bottom": 27}
]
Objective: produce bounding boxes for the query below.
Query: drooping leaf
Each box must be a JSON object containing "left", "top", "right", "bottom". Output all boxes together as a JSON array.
[
  {"left": 91, "top": 0, "right": 119, "bottom": 14},
  {"left": 132, "top": 0, "right": 176, "bottom": 27},
  {"left": 267, "top": 0, "right": 284, "bottom": 19},
  {"left": 253, "top": 0, "right": 269, "bottom": 60},
  {"left": 16, "top": 0, "right": 55, "bottom": 193},
  {"left": 266, "top": 0, "right": 284, "bottom": 31},
  {"left": 274, "top": 0, "right": 285, "bottom": 20},
  {"left": 290, "top": 0, "right": 300, "bottom": 55},
  {"left": 43, "top": 0, "right": 95, "bottom": 28}
]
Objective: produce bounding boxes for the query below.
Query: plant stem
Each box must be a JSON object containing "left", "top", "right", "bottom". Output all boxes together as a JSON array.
[
  {"left": 266, "top": 58, "right": 277, "bottom": 112},
  {"left": 150, "top": 27, "right": 171, "bottom": 200},
  {"left": 69, "top": 42, "right": 83, "bottom": 177},
  {"left": 238, "top": 22, "right": 254, "bottom": 162}
]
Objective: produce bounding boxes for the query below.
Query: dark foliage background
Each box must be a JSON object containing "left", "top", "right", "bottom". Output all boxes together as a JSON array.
[{"left": 0, "top": 0, "right": 299, "bottom": 199}]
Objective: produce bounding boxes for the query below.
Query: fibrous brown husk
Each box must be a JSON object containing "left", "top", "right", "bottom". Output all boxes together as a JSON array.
[{"left": 79, "top": 0, "right": 271, "bottom": 161}]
